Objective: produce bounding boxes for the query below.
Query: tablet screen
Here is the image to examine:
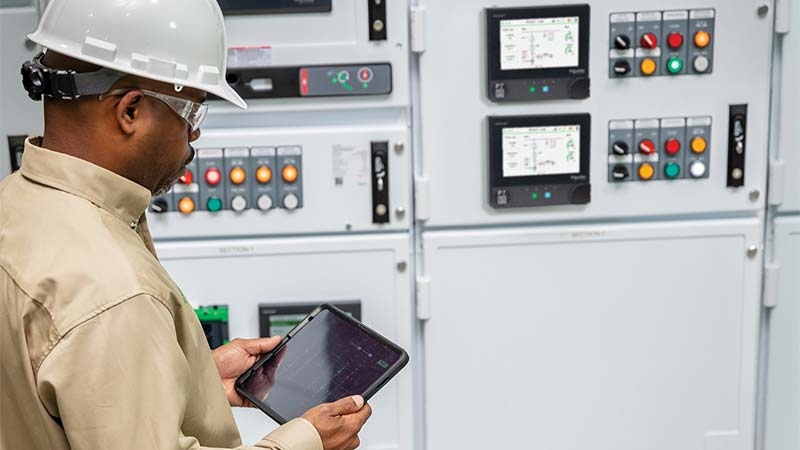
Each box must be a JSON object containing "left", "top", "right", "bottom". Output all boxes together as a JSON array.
[{"left": 240, "top": 308, "right": 404, "bottom": 421}]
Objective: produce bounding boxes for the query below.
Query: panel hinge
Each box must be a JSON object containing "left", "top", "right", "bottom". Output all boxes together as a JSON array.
[
  {"left": 768, "top": 160, "right": 785, "bottom": 206},
  {"left": 763, "top": 263, "right": 781, "bottom": 308},
  {"left": 410, "top": 5, "right": 426, "bottom": 53},
  {"left": 416, "top": 276, "right": 432, "bottom": 320},
  {"left": 414, "top": 175, "right": 431, "bottom": 221},
  {"left": 776, "top": 0, "right": 792, "bottom": 34}
]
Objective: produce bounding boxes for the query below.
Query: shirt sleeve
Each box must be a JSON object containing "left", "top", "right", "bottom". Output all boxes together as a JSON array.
[{"left": 35, "top": 294, "right": 322, "bottom": 450}]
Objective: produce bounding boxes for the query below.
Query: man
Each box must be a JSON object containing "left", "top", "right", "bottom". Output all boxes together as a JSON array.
[{"left": 0, "top": 0, "right": 371, "bottom": 449}]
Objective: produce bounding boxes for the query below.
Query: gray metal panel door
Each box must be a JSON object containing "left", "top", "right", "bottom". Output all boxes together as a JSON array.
[
  {"left": 155, "top": 234, "right": 414, "bottom": 450},
  {"left": 765, "top": 217, "right": 800, "bottom": 450},
  {"left": 422, "top": 219, "right": 763, "bottom": 450}
]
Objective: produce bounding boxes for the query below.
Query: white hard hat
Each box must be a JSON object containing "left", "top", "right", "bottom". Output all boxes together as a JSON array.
[{"left": 27, "top": 0, "right": 247, "bottom": 109}]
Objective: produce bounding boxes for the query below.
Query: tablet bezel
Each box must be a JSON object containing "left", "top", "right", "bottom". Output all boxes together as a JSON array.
[{"left": 234, "top": 303, "right": 409, "bottom": 424}]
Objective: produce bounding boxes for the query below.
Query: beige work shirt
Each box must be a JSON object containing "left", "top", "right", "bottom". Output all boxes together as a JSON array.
[{"left": 0, "top": 138, "right": 323, "bottom": 450}]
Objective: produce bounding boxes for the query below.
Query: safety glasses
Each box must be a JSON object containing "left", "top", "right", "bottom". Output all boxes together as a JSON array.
[{"left": 99, "top": 89, "right": 208, "bottom": 131}]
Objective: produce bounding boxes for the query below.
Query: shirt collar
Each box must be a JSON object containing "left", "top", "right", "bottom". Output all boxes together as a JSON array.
[{"left": 20, "top": 137, "right": 152, "bottom": 228}]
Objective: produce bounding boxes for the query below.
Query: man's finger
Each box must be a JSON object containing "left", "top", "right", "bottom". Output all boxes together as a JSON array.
[
  {"left": 327, "top": 395, "right": 365, "bottom": 416},
  {"left": 240, "top": 336, "right": 282, "bottom": 355}
]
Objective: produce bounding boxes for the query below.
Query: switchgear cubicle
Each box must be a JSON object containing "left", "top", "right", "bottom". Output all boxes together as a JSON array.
[{"left": 0, "top": 1, "right": 797, "bottom": 450}]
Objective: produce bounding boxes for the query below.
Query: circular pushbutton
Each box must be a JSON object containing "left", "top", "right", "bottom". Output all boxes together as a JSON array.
[
  {"left": 231, "top": 195, "right": 248, "bottom": 212},
  {"left": 638, "top": 163, "right": 655, "bottom": 180},
  {"left": 611, "top": 165, "right": 630, "bottom": 181},
  {"left": 149, "top": 198, "right": 168, "bottom": 214},
  {"left": 229, "top": 166, "right": 246, "bottom": 185},
  {"left": 664, "top": 162, "right": 681, "bottom": 179},
  {"left": 613, "top": 61, "right": 631, "bottom": 75},
  {"left": 256, "top": 165, "right": 273, "bottom": 184},
  {"left": 178, "top": 169, "right": 193, "bottom": 185},
  {"left": 614, "top": 34, "right": 631, "bottom": 50},
  {"left": 283, "top": 193, "right": 300, "bottom": 210},
  {"left": 257, "top": 194, "right": 274, "bottom": 211},
  {"left": 691, "top": 136, "right": 708, "bottom": 154},
  {"left": 612, "top": 141, "right": 629, "bottom": 155},
  {"left": 694, "top": 30, "right": 711, "bottom": 48},
  {"left": 282, "top": 165, "right": 299, "bottom": 183},
  {"left": 337, "top": 70, "right": 350, "bottom": 84},
  {"left": 640, "top": 58, "right": 657, "bottom": 76},
  {"left": 207, "top": 196, "right": 223, "bottom": 212},
  {"left": 178, "top": 197, "right": 195, "bottom": 214},
  {"left": 689, "top": 160, "right": 707, "bottom": 178},
  {"left": 665, "top": 138, "right": 681, "bottom": 155},
  {"left": 666, "top": 57, "right": 684, "bottom": 74},
  {"left": 375, "top": 203, "right": 387, "bottom": 217},
  {"left": 641, "top": 32, "right": 658, "bottom": 49},
  {"left": 358, "top": 67, "right": 374, "bottom": 83},
  {"left": 693, "top": 55, "right": 710, "bottom": 73},
  {"left": 205, "top": 167, "right": 221, "bottom": 186},
  {"left": 639, "top": 139, "right": 656, "bottom": 155},
  {"left": 667, "top": 32, "right": 684, "bottom": 49}
]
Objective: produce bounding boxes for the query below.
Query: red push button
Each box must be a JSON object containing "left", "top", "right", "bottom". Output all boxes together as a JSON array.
[
  {"left": 667, "top": 32, "right": 684, "bottom": 50},
  {"left": 205, "top": 167, "right": 221, "bottom": 186},
  {"left": 665, "top": 138, "right": 681, "bottom": 155},
  {"left": 639, "top": 139, "right": 656, "bottom": 155}
]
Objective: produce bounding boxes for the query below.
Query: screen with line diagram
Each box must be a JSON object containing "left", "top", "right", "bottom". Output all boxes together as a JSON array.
[
  {"left": 502, "top": 125, "right": 580, "bottom": 177},
  {"left": 500, "top": 16, "right": 579, "bottom": 70},
  {"left": 241, "top": 309, "right": 402, "bottom": 421}
]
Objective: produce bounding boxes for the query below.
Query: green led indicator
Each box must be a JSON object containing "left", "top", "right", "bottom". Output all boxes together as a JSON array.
[
  {"left": 331, "top": 78, "right": 337, "bottom": 84},
  {"left": 667, "top": 57, "right": 684, "bottom": 74},
  {"left": 529, "top": 86, "right": 536, "bottom": 93},
  {"left": 531, "top": 192, "right": 539, "bottom": 200},
  {"left": 207, "top": 197, "right": 223, "bottom": 212},
  {"left": 363, "top": 83, "right": 369, "bottom": 89},
  {"left": 664, "top": 162, "right": 681, "bottom": 179}
]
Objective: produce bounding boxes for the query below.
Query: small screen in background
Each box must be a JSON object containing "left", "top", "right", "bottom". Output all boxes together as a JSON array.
[
  {"left": 502, "top": 125, "right": 580, "bottom": 177},
  {"left": 500, "top": 16, "right": 579, "bottom": 71},
  {"left": 242, "top": 309, "right": 402, "bottom": 420}
]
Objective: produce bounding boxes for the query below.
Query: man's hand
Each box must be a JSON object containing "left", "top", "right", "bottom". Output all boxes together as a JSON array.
[
  {"left": 302, "top": 395, "right": 372, "bottom": 450},
  {"left": 212, "top": 336, "right": 281, "bottom": 407}
]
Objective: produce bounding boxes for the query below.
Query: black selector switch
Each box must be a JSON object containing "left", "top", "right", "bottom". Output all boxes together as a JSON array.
[
  {"left": 614, "top": 34, "right": 631, "bottom": 50},
  {"left": 371, "top": 141, "right": 390, "bottom": 224},
  {"left": 611, "top": 165, "right": 630, "bottom": 181},
  {"left": 149, "top": 198, "right": 169, "bottom": 214},
  {"left": 613, "top": 61, "right": 632, "bottom": 76},
  {"left": 612, "top": 141, "right": 629, "bottom": 155}
]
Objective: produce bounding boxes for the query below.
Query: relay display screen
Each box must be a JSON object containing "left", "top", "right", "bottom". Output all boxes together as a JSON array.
[
  {"left": 240, "top": 308, "right": 404, "bottom": 422},
  {"left": 500, "top": 16, "right": 579, "bottom": 70},
  {"left": 502, "top": 125, "right": 580, "bottom": 177}
]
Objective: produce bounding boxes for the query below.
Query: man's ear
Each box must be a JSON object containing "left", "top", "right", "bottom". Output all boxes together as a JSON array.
[{"left": 113, "top": 91, "right": 144, "bottom": 135}]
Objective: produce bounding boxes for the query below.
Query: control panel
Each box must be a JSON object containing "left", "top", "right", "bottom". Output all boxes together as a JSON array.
[
  {"left": 608, "top": 116, "right": 711, "bottom": 182},
  {"left": 151, "top": 147, "right": 304, "bottom": 214},
  {"left": 609, "top": 9, "right": 715, "bottom": 78},
  {"left": 225, "top": 63, "right": 392, "bottom": 100}
]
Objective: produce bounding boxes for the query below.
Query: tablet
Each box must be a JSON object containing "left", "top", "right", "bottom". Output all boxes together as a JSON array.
[{"left": 235, "top": 304, "right": 409, "bottom": 424}]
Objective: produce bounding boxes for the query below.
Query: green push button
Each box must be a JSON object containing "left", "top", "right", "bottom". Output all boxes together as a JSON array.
[
  {"left": 664, "top": 162, "right": 681, "bottom": 179},
  {"left": 207, "top": 196, "right": 223, "bottom": 212},
  {"left": 531, "top": 192, "right": 539, "bottom": 200},
  {"left": 667, "top": 57, "right": 684, "bottom": 74},
  {"left": 529, "top": 86, "right": 536, "bottom": 93}
]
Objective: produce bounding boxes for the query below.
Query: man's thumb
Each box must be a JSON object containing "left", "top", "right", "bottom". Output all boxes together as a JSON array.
[{"left": 328, "top": 395, "right": 365, "bottom": 415}]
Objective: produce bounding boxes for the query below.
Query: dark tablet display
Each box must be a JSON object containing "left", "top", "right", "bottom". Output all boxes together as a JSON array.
[{"left": 236, "top": 305, "right": 408, "bottom": 423}]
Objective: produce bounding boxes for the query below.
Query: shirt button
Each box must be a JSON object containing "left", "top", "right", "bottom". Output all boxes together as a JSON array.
[{"left": 130, "top": 220, "right": 137, "bottom": 229}]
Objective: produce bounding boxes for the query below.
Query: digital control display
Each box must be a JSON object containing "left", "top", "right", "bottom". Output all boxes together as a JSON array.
[
  {"left": 486, "top": 5, "right": 590, "bottom": 102},
  {"left": 489, "top": 114, "right": 591, "bottom": 208},
  {"left": 500, "top": 17, "right": 579, "bottom": 70},
  {"left": 502, "top": 125, "right": 580, "bottom": 177}
]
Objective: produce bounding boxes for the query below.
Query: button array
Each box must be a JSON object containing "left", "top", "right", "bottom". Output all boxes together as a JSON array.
[
  {"left": 608, "top": 116, "right": 712, "bottom": 183},
  {"left": 609, "top": 9, "right": 715, "bottom": 78},
  {"left": 149, "top": 146, "right": 304, "bottom": 214}
]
